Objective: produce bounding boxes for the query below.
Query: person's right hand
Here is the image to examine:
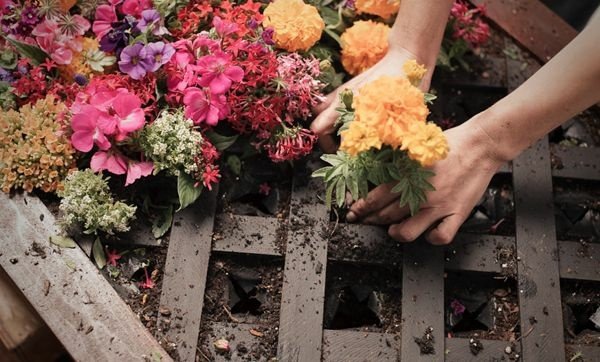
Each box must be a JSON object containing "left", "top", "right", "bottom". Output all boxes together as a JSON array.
[{"left": 310, "top": 47, "right": 434, "bottom": 152}]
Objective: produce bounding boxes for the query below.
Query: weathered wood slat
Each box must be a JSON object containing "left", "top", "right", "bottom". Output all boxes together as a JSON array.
[
  {"left": 213, "top": 214, "right": 282, "bottom": 256},
  {"left": 470, "top": 0, "right": 577, "bottom": 62},
  {"left": 551, "top": 146, "right": 600, "bottom": 181},
  {"left": 277, "top": 166, "right": 329, "bottom": 361},
  {"left": 401, "top": 242, "right": 445, "bottom": 361},
  {"left": 322, "top": 330, "right": 398, "bottom": 362},
  {"left": 328, "top": 223, "right": 402, "bottom": 266},
  {"left": 558, "top": 241, "right": 600, "bottom": 281},
  {"left": 0, "top": 193, "right": 172, "bottom": 361},
  {"left": 446, "top": 233, "right": 515, "bottom": 274},
  {"left": 158, "top": 190, "right": 218, "bottom": 362},
  {"left": 445, "top": 337, "right": 520, "bottom": 361}
]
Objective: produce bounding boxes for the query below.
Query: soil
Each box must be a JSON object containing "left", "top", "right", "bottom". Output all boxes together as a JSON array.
[
  {"left": 196, "top": 254, "right": 283, "bottom": 361},
  {"left": 327, "top": 223, "right": 403, "bottom": 266},
  {"left": 561, "top": 280, "right": 600, "bottom": 347},
  {"left": 553, "top": 178, "right": 600, "bottom": 242},
  {"left": 414, "top": 327, "right": 435, "bottom": 355}
]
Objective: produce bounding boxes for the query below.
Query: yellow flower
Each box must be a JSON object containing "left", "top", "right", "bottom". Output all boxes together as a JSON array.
[
  {"left": 355, "top": 0, "right": 401, "bottom": 19},
  {"left": 341, "top": 21, "right": 390, "bottom": 76},
  {"left": 263, "top": 0, "right": 324, "bottom": 52},
  {"left": 59, "top": 37, "right": 100, "bottom": 80},
  {"left": 353, "top": 76, "right": 428, "bottom": 149},
  {"left": 401, "top": 122, "right": 449, "bottom": 167},
  {"left": 403, "top": 59, "right": 427, "bottom": 86},
  {"left": 340, "top": 119, "right": 382, "bottom": 155}
]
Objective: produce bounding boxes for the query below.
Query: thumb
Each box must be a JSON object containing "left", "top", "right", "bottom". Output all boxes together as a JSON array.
[{"left": 310, "top": 103, "right": 340, "bottom": 137}]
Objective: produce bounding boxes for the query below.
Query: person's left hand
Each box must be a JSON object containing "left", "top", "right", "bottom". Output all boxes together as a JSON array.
[{"left": 345, "top": 117, "right": 506, "bottom": 245}]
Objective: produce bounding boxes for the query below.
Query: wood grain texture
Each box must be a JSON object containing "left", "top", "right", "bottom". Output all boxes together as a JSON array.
[
  {"left": 551, "top": 146, "right": 600, "bottom": 181},
  {"left": 277, "top": 166, "right": 329, "bottom": 362},
  {"left": 0, "top": 193, "right": 172, "bottom": 362},
  {"left": 445, "top": 337, "right": 520, "bottom": 361},
  {"left": 322, "top": 330, "right": 398, "bottom": 362},
  {"left": 401, "top": 242, "right": 445, "bottom": 362},
  {"left": 158, "top": 190, "right": 217, "bottom": 362},
  {"left": 446, "top": 234, "right": 516, "bottom": 274},
  {"left": 558, "top": 241, "right": 600, "bottom": 281},
  {"left": 469, "top": 0, "right": 577, "bottom": 62},
  {"left": 213, "top": 214, "right": 282, "bottom": 256}
]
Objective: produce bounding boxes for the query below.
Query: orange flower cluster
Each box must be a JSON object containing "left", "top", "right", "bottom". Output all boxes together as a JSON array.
[
  {"left": 0, "top": 96, "right": 77, "bottom": 193},
  {"left": 403, "top": 59, "right": 427, "bottom": 86},
  {"left": 340, "top": 73, "right": 448, "bottom": 166},
  {"left": 263, "top": 0, "right": 324, "bottom": 52},
  {"left": 341, "top": 20, "right": 390, "bottom": 76},
  {"left": 355, "top": 0, "right": 401, "bottom": 19}
]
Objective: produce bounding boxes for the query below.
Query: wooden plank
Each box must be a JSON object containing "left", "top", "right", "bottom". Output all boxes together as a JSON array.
[
  {"left": 445, "top": 337, "right": 520, "bottom": 361},
  {"left": 0, "top": 193, "right": 172, "bottom": 361},
  {"left": 551, "top": 146, "right": 600, "bottom": 181},
  {"left": 212, "top": 214, "right": 282, "bottom": 256},
  {"left": 277, "top": 165, "right": 329, "bottom": 361},
  {"left": 328, "top": 223, "right": 402, "bottom": 266},
  {"left": 401, "top": 242, "right": 445, "bottom": 361},
  {"left": 470, "top": 0, "right": 578, "bottom": 62},
  {"left": 322, "top": 330, "right": 398, "bottom": 362},
  {"left": 446, "top": 233, "right": 516, "bottom": 273},
  {"left": 157, "top": 190, "right": 218, "bottom": 362},
  {"left": 558, "top": 240, "right": 600, "bottom": 282}
]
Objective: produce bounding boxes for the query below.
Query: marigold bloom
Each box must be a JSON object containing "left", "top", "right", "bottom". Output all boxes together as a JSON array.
[
  {"left": 353, "top": 76, "right": 428, "bottom": 149},
  {"left": 355, "top": 0, "right": 401, "bottom": 19},
  {"left": 341, "top": 21, "right": 390, "bottom": 76},
  {"left": 401, "top": 122, "right": 449, "bottom": 167},
  {"left": 263, "top": 0, "right": 324, "bottom": 52},
  {"left": 403, "top": 59, "right": 427, "bottom": 86},
  {"left": 340, "top": 119, "right": 382, "bottom": 156}
]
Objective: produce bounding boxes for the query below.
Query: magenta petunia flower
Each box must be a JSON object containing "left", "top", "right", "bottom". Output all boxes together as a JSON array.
[
  {"left": 90, "top": 151, "right": 128, "bottom": 175},
  {"left": 70, "top": 105, "right": 112, "bottom": 152},
  {"left": 183, "top": 87, "right": 229, "bottom": 126},
  {"left": 212, "top": 16, "right": 238, "bottom": 38},
  {"left": 92, "top": 5, "right": 117, "bottom": 40},
  {"left": 118, "top": 43, "right": 153, "bottom": 80},
  {"left": 195, "top": 52, "right": 244, "bottom": 94},
  {"left": 145, "top": 41, "right": 175, "bottom": 72}
]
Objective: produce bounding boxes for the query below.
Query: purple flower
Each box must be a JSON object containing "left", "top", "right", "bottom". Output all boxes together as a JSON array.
[
  {"left": 136, "top": 9, "right": 168, "bottom": 36},
  {"left": 144, "top": 41, "right": 175, "bottom": 72},
  {"left": 20, "top": 6, "right": 39, "bottom": 26},
  {"left": 100, "top": 28, "right": 128, "bottom": 53},
  {"left": 262, "top": 28, "right": 275, "bottom": 46},
  {"left": 118, "top": 43, "right": 152, "bottom": 80},
  {"left": 74, "top": 74, "right": 88, "bottom": 86},
  {"left": 450, "top": 299, "right": 466, "bottom": 316}
]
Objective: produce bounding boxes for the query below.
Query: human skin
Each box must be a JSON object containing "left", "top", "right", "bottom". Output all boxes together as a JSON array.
[
  {"left": 310, "top": 0, "right": 455, "bottom": 152},
  {"left": 345, "top": 12, "right": 600, "bottom": 245}
]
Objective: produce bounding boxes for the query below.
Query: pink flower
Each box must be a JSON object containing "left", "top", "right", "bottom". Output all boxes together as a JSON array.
[
  {"left": 195, "top": 52, "right": 244, "bottom": 94},
  {"left": 259, "top": 183, "right": 271, "bottom": 196},
  {"left": 183, "top": 87, "right": 229, "bottom": 126},
  {"left": 125, "top": 160, "right": 153, "bottom": 185},
  {"left": 90, "top": 90, "right": 145, "bottom": 140},
  {"left": 139, "top": 268, "right": 155, "bottom": 289},
  {"left": 212, "top": 16, "right": 238, "bottom": 38},
  {"left": 90, "top": 151, "right": 127, "bottom": 175},
  {"left": 93, "top": 5, "right": 117, "bottom": 40},
  {"left": 191, "top": 35, "right": 220, "bottom": 56},
  {"left": 71, "top": 106, "right": 112, "bottom": 152},
  {"left": 202, "top": 165, "right": 220, "bottom": 190},
  {"left": 105, "top": 247, "right": 122, "bottom": 266},
  {"left": 32, "top": 19, "right": 80, "bottom": 64},
  {"left": 121, "top": 0, "right": 152, "bottom": 17}
]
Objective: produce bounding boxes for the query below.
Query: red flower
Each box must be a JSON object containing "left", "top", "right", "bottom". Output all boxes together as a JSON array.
[
  {"left": 105, "top": 247, "right": 122, "bottom": 267},
  {"left": 139, "top": 268, "right": 155, "bottom": 289},
  {"left": 202, "top": 165, "right": 220, "bottom": 190},
  {"left": 259, "top": 183, "right": 271, "bottom": 196},
  {"left": 265, "top": 127, "right": 317, "bottom": 163}
]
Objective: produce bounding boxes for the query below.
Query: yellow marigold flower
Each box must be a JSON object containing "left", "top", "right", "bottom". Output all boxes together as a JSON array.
[
  {"left": 401, "top": 122, "right": 449, "bottom": 167},
  {"left": 0, "top": 96, "right": 76, "bottom": 193},
  {"left": 353, "top": 76, "right": 428, "bottom": 149},
  {"left": 341, "top": 20, "right": 390, "bottom": 76},
  {"left": 403, "top": 59, "right": 427, "bottom": 86},
  {"left": 263, "top": 0, "right": 325, "bottom": 52},
  {"left": 355, "top": 0, "right": 401, "bottom": 19},
  {"left": 340, "top": 119, "right": 382, "bottom": 156}
]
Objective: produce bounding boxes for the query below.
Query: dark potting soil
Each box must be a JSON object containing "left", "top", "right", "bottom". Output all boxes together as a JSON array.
[
  {"left": 445, "top": 271, "right": 521, "bottom": 342},
  {"left": 553, "top": 178, "right": 600, "bottom": 243},
  {"left": 197, "top": 254, "right": 283, "bottom": 361},
  {"left": 562, "top": 280, "right": 600, "bottom": 347}
]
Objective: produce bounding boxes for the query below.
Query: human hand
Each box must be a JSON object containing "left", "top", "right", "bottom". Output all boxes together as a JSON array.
[
  {"left": 311, "top": 47, "right": 434, "bottom": 152},
  {"left": 345, "top": 117, "right": 506, "bottom": 245}
]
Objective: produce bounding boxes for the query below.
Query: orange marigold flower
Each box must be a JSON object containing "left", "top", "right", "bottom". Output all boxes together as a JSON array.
[
  {"left": 355, "top": 0, "right": 401, "bottom": 19},
  {"left": 403, "top": 59, "right": 427, "bottom": 86},
  {"left": 341, "top": 20, "right": 390, "bottom": 76},
  {"left": 340, "top": 119, "right": 382, "bottom": 156},
  {"left": 263, "top": 0, "right": 325, "bottom": 52},
  {"left": 353, "top": 76, "right": 428, "bottom": 149},
  {"left": 401, "top": 122, "right": 449, "bottom": 167}
]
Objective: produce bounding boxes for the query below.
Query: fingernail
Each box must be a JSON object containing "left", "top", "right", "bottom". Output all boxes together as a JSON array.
[{"left": 346, "top": 211, "right": 356, "bottom": 222}]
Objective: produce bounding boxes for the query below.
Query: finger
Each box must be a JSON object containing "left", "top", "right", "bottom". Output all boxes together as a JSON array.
[
  {"left": 310, "top": 104, "right": 340, "bottom": 136},
  {"left": 346, "top": 183, "right": 400, "bottom": 222},
  {"left": 425, "top": 213, "right": 465, "bottom": 245},
  {"left": 361, "top": 201, "right": 410, "bottom": 225},
  {"left": 314, "top": 91, "right": 337, "bottom": 114},
  {"left": 388, "top": 208, "right": 443, "bottom": 243},
  {"left": 318, "top": 134, "right": 338, "bottom": 154}
]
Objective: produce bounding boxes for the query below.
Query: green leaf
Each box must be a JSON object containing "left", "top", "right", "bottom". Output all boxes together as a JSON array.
[
  {"left": 4, "top": 36, "right": 48, "bottom": 65},
  {"left": 424, "top": 92, "right": 437, "bottom": 105},
  {"left": 323, "top": 28, "right": 342, "bottom": 47},
  {"left": 325, "top": 181, "right": 336, "bottom": 209},
  {"left": 152, "top": 204, "right": 173, "bottom": 238},
  {"left": 49, "top": 235, "right": 76, "bottom": 248},
  {"left": 226, "top": 155, "right": 242, "bottom": 175},
  {"left": 92, "top": 238, "right": 106, "bottom": 269},
  {"left": 205, "top": 131, "right": 238, "bottom": 151},
  {"left": 335, "top": 177, "right": 346, "bottom": 207},
  {"left": 64, "top": 258, "right": 76, "bottom": 270},
  {"left": 346, "top": 172, "right": 359, "bottom": 201},
  {"left": 324, "top": 164, "right": 343, "bottom": 182},
  {"left": 312, "top": 166, "right": 332, "bottom": 179},
  {"left": 321, "top": 153, "right": 344, "bottom": 167},
  {"left": 177, "top": 173, "right": 202, "bottom": 211}
]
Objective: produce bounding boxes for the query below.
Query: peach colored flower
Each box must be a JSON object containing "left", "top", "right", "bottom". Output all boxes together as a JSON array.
[
  {"left": 263, "top": 0, "right": 324, "bottom": 52},
  {"left": 341, "top": 21, "right": 390, "bottom": 76}
]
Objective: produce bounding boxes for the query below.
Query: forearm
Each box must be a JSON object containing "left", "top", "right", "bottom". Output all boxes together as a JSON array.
[
  {"left": 389, "top": 0, "right": 454, "bottom": 68},
  {"left": 471, "top": 14, "right": 600, "bottom": 162}
]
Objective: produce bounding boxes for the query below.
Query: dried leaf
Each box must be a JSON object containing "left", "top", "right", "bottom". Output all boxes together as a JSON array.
[
  {"left": 50, "top": 235, "right": 76, "bottom": 248},
  {"left": 249, "top": 328, "right": 264, "bottom": 337},
  {"left": 92, "top": 238, "right": 106, "bottom": 269}
]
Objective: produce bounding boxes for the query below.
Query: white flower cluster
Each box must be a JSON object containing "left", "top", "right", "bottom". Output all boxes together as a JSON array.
[
  {"left": 58, "top": 170, "right": 136, "bottom": 235},
  {"left": 140, "top": 110, "right": 204, "bottom": 177}
]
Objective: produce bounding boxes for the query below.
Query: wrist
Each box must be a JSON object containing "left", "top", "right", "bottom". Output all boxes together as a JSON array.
[{"left": 459, "top": 113, "right": 512, "bottom": 167}]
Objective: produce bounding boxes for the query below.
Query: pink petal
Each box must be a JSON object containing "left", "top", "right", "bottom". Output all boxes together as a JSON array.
[
  {"left": 224, "top": 66, "right": 244, "bottom": 82},
  {"left": 97, "top": 114, "right": 118, "bottom": 135},
  {"left": 71, "top": 130, "right": 95, "bottom": 152},
  {"left": 208, "top": 74, "right": 232, "bottom": 94},
  {"left": 92, "top": 151, "right": 127, "bottom": 175},
  {"left": 90, "top": 150, "right": 108, "bottom": 172},
  {"left": 125, "top": 161, "right": 154, "bottom": 185},
  {"left": 118, "top": 108, "right": 145, "bottom": 133},
  {"left": 112, "top": 93, "right": 142, "bottom": 118},
  {"left": 206, "top": 105, "right": 220, "bottom": 126},
  {"left": 94, "top": 131, "right": 112, "bottom": 150}
]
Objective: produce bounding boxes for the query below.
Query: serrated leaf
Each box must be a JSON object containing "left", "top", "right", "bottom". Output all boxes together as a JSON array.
[
  {"left": 312, "top": 166, "right": 332, "bottom": 179},
  {"left": 50, "top": 235, "right": 76, "bottom": 248},
  {"left": 205, "top": 131, "right": 238, "bottom": 151},
  {"left": 324, "top": 164, "right": 344, "bottom": 182},
  {"left": 346, "top": 173, "right": 359, "bottom": 201},
  {"left": 335, "top": 177, "right": 346, "bottom": 207},
  {"left": 321, "top": 153, "right": 344, "bottom": 167},
  {"left": 152, "top": 204, "right": 173, "bottom": 238},
  {"left": 177, "top": 173, "right": 202, "bottom": 211},
  {"left": 4, "top": 36, "right": 48, "bottom": 65},
  {"left": 92, "top": 238, "right": 106, "bottom": 269}
]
